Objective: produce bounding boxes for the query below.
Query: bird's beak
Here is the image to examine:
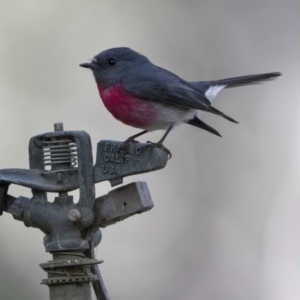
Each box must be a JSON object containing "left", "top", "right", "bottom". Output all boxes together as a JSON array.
[{"left": 79, "top": 62, "right": 98, "bottom": 70}]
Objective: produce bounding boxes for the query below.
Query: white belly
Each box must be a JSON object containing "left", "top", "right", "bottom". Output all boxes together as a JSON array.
[{"left": 145, "top": 102, "right": 197, "bottom": 131}]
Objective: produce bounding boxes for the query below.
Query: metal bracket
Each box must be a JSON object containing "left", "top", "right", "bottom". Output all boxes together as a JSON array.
[{"left": 94, "top": 140, "right": 168, "bottom": 186}]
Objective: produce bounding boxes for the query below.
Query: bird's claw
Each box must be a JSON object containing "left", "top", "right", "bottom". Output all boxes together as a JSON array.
[
  {"left": 119, "top": 138, "right": 139, "bottom": 154},
  {"left": 146, "top": 141, "right": 172, "bottom": 159},
  {"left": 119, "top": 137, "right": 172, "bottom": 159}
]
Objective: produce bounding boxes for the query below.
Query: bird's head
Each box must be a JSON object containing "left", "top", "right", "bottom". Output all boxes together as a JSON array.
[{"left": 80, "top": 47, "right": 149, "bottom": 88}]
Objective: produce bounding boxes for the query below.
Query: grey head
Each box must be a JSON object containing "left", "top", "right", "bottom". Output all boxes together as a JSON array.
[{"left": 80, "top": 47, "right": 150, "bottom": 88}]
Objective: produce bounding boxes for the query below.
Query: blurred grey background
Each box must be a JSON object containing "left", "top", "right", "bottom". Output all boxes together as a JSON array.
[{"left": 0, "top": 1, "right": 299, "bottom": 299}]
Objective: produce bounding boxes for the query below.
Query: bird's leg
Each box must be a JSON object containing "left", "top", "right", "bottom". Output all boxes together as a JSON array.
[
  {"left": 119, "top": 130, "right": 148, "bottom": 153},
  {"left": 147, "top": 125, "right": 173, "bottom": 159},
  {"left": 125, "top": 130, "right": 148, "bottom": 143}
]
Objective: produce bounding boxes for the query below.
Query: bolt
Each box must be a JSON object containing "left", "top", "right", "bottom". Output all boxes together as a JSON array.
[{"left": 68, "top": 209, "right": 81, "bottom": 222}]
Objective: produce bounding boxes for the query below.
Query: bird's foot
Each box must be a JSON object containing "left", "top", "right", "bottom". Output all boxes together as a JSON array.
[
  {"left": 119, "top": 137, "right": 139, "bottom": 154},
  {"left": 146, "top": 141, "right": 172, "bottom": 159}
]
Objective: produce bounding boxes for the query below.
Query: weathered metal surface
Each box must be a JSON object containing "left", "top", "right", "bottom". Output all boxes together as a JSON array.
[
  {"left": 29, "top": 130, "right": 95, "bottom": 220},
  {"left": 94, "top": 140, "right": 168, "bottom": 186},
  {"left": 0, "top": 183, "right": 9, "bottom": 215},
  {"left": 5, "top": 182, "right": 153, "bottom": 250},
  {"left": 0, "top": 123, "right": 167, "bottom": 300},
  {"left": 40, "top": 252, "right": 102, "bottom": 300},
  {"left": 0, "top": 168, "right": 79, "bottom": 192},
  {"left": 84, "top": 230, "right": 110, "bottom": 300},
  {"left": 0, "top": 141, "right": 168, "bottom": 192},
  {"left": 94, "top": 181, "right": 154, "bottom": 227}
]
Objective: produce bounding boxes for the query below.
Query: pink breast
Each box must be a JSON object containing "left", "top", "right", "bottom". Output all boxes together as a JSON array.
[{"left": 97, "top": 83, "right": 156, "bottom": 129}]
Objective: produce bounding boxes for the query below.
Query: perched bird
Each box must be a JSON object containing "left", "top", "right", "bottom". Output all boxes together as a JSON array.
[{"left": 80, "top": 47, "right": 281, "bottom": 156}]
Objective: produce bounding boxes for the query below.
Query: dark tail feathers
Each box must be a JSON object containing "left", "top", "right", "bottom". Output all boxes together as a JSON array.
[
  {"left": 209, "top": 106, "right": 238, "bottom": 123},
  {"left": 187, "top": 117, "right": 222, "bottom": 137},
  {"left": 188, "top": 72, "right": 281, "bottom": 130},
  {"left": 216, "top": 72, "right": 281, "bottom": 88}
]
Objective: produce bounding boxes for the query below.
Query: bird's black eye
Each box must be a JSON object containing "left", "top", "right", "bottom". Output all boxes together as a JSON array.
[{"left": 108, "top": 58, "right": 116, "bottom": 66}]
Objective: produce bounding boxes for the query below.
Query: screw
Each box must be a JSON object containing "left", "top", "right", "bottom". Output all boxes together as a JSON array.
[{"left": 68, "top": 209, "right": 81, "bottom": 222}]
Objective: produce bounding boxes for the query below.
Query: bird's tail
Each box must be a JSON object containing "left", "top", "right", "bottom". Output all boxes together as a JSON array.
[
  {"left": 216, "top": 72, "right": 282, "bottom": 89},
  {"left": 191, "top": 72, "right": 281, "bottom": 102},
  {"left": 189, "top": 72, "right": 281, "bottom": 126},
  {"left": 186, "top": 117, "right": 222, "bottom": 137}
]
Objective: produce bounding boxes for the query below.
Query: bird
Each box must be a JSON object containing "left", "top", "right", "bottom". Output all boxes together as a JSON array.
[{"left": 80, "top": 47, "right": 281, "bottom": 157}]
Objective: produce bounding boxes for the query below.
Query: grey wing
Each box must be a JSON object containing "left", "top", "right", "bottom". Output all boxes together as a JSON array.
[
  {"left": 123, "top": 65, "right": 237, "bottom": 123},
  {"left": 124, "top": 65, "right": 211, "bottom": 109}
]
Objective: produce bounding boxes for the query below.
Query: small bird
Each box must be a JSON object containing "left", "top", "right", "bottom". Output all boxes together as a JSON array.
[{"left": 80, "top": 47, "right": 281, "bottom": 156}]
